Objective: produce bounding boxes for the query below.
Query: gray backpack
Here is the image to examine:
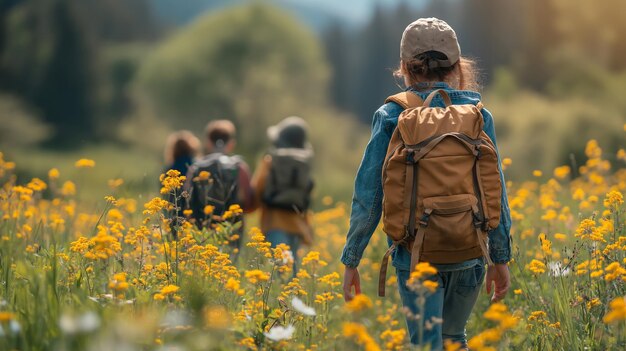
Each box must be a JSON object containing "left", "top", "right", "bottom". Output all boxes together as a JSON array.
[
  {"left": 262, "top": 147, "right": 314, "bottom": 212},
  {"left": 188, "top": 153, "right": 242, "bottom": 226}
]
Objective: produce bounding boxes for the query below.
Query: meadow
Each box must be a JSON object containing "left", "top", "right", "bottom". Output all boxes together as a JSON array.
[{"left": 1, "top": 134, "right": 626, "bottom": 351}]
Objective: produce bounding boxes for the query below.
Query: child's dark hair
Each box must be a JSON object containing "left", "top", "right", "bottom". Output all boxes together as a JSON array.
[
  {"left": 394, "top": 52, "right": 479, "bottom": 91},
  {"left": 204, "top": 120, "right": 236, "bottom": 150},
  {"left": 164, "top": 130, "right": 201, "bottom": 165},
  {"left": 208, "top": 128, "right": 231, "bottom": 146}
]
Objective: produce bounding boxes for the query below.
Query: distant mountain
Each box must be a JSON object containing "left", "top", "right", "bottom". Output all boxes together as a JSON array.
[{"left": 149, "top": 0, "right": 428, "bottom": 32}]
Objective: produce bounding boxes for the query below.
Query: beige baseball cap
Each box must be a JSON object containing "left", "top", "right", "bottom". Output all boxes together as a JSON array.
[{"left": 400, "top": 17, "right": 461, "bottom": 67}]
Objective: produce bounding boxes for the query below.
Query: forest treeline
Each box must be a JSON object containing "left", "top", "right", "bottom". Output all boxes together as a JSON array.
[
  {"left": 324, "top": 0, "right": 626, "bottom": 121},
  {"left": 0, "top": 0, "right": 625, "bottom": 181}
]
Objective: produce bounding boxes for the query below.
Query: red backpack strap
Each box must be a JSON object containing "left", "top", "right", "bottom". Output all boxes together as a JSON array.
[{"left": 385, "top": 92, "right": 424, "bottom": 110}]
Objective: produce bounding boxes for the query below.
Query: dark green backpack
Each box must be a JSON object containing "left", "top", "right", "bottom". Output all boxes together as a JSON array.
[
  {"left": 188, "top": 153, "right": 242, "bottom": 226},
  {"left": 262, "top": 147, "right": 314, "bottom": 212}
]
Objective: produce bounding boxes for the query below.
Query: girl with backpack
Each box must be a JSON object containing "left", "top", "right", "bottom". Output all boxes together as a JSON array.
[
  {"left": 163, "top": 130, "right": 201, "bottom": 178},
  {"left": 340, "top": 18, "right": 512, "bottom": 349},
  {"left": 252, "top": 116, "right": 314, "bottom": 274}
]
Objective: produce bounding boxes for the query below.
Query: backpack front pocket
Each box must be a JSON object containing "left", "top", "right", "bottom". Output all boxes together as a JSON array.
[{"left": 419, "top": 194, "right": 481, "bottom": 258}]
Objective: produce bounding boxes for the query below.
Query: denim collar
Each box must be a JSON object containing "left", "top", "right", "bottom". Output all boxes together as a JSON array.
[
  {"left": 408, "top": 82, "right": 451, "bottom": 90},
  {"left": 405, "top": 82, "right": 482, "bottom": 100}
]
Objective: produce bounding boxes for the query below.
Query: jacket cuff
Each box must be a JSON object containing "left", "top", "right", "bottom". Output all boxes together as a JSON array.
[
  {"left": 340, "top": 249, "right": 360, "bottom": 268},
  {"left": 489, "top": 248, "right": 511, "bottom": 264}
]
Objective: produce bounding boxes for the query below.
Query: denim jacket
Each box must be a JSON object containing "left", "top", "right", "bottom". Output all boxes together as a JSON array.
[{"left": 340, "top": 82, "right": 512, "bottom": 271}]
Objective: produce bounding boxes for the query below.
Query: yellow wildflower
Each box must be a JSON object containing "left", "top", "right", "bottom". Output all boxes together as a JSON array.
[
  {"left": 204, "top": 305, "right": 231, "bottom": 329},
  {"left": 342, "top": 322, "right": 381, "bottom": 351},
  {"left": 197, "top": 171, "right": 211, "bottom": 181},
  {"left": 572, "top": 188, "right": 585, "bottom": 201},
  {"left": 527, "top": 259, "right": 546, "bottom": 274},
  {"left": 143, "top": 197, "right": 173, "bottom": 215},
  {"left": 0, "top": 312, "right": 15, "bottom": 322},
  {"left": 238, "top": 337, "right": 256, "bottom": 349},
  {"left": 318, "top": 272, "right": 340, "bottom": 287},
  {"left": 302, "top": 251, "right": 328, "bottom": 267},
  {"left": 409, "top": 262, "right": 438, "bottom": 280},
  {"left": 603, "top": 297, "right": 626, "bottom": 323},
  {"left": 204, "top": 205, "right": 215, "bottom": 215},
  {"left": 108, "top": 178, "right": 124, "bottom": 189},
  {"left": 109, "top": 272, "right": 129, "bottom": 292},
  {"left": 60, "top": 181, "right": 76, "bottom": 196},
  {"left": 604, "top": 190, "right": 623, "bottom": 209},
  {"left": 541, "top": 209, "right": 557, "bottom": 221},
  {"left": 48, "top": 168, "right": 60, "bottom": 180},
  {"left": 380, "top": 328, "right": 407, "bottom": 351},
  {"left": 27, "top": 178, "right": 47, "bottom": 192},
  {"left": 244, "top": 270, "right": 270, "bottom": 284},
  {"left": 345, "top": 294, "right": 373, "bottom": 312},
  {"left": 160, "top": 284, "right": 180, "bottom": 295},
  {"left": 528, "top": 310, "right": 547, "bottom": 322},
  {"left": 587, "top": 297, "right": 601, "bottom": 309},
  {"left": 159, "top": 169, "right": 186, "bottom": 195},
  {"left": 75, "top": 158, "right": 95, "bottom": 168},
  {"left": 501, "top": 158, "right": 512, "bottom": 170},
  {"left": 538, "top": 233, "right": 552, "bottom": 256},
  {"left": 225, "top": 278, "right": 240, "bottom": 292},
  {"left": 585, "top": 139, "right": 602, "bottom": 159},
  {"left": 553, "top": 165, "right": 570, "bottom": 179}
]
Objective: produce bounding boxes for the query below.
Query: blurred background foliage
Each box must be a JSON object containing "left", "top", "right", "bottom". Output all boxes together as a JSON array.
[{"left": 1, "top": 0, "right": 625, "bottom": 202}]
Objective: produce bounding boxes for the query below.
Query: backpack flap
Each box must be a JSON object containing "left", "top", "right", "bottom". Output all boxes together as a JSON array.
[{"left": 397, "top": 90, "right": 485, "bottom": 146}]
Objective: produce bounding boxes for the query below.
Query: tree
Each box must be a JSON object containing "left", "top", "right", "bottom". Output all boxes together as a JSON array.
[
  {"left": 322, "top": 2, "right": 424, "bottom": 122},
  {"left": 136, "top": 3, "right": 330, "bottom": 152},
  {"left": 1, "top": 0, "right": 98, "bottom": 145},
  {"left": 456, "top": 0, "right": 523, "bottom": 81},
  {"left": 35, "top": 0, "right": 96, "bottom": 145},
  {"left": 323, "top": 21, "right": 352, "bottom": 112},
  {"left": 73, "top": 0, "right": 158, "bottom": 42},
  {"left": 0, "top": 0, "right": 20, "bottom": 90}
]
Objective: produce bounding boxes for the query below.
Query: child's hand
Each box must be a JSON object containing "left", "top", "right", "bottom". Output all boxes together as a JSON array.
[
  {"left": 343, "top": 266, "right": 361, "bottom": 302},
  {"left": 485, "top": 264, "right": 510, "bottom": 302}
]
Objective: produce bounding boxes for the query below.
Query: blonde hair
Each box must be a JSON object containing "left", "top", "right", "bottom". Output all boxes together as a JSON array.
[
  {"left": 164, "top": 130, "right": 201, "bottom": 165},
  {"left": 394, "top": 56, "right": 480, "bottom": 91}
]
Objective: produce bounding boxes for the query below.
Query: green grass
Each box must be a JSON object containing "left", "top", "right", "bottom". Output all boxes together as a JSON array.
[{"left": 5, "top": 144, "right": 162, "bottom": 204}]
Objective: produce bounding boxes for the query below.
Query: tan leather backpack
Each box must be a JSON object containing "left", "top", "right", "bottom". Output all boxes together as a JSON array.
[{"left": 378, "top": 89, "right": 501, "bottom": 296}]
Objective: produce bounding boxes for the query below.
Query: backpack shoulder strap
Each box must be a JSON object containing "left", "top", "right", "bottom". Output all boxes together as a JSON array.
[{"left": 385, "top": 92, "right": 424, "bottom": 110}]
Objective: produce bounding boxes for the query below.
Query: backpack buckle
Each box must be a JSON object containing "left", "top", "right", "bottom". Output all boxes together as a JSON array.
[
  {"left": 472, "top": 212, "right": 486, "bottom": 229},
  {"left": 482, "top": 219, "right": 490, "bottom": 232},
  {"left": 419, "top": 209, "right": 432, "bottom": 227},
  {"left": 406, "top": 149, "right": 420, "bottom": 164},
  {"left": 474, "top": 145, "right": 482, "bottom": 159}
]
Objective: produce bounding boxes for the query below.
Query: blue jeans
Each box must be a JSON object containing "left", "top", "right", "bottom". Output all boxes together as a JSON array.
[
  {"left": 396, "top": 263, "right": 485, "bottom": 350},
  {"left": 266, "top": 230, "right": 301, "bottom": 274}
]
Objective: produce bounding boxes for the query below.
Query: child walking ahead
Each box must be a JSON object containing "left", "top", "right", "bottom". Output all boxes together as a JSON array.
[
  {"left": 252, "top": 116, "right": 314, "bottom": 273},
  {"left": 341, "top": 18, "right": 512, "bottom": 350}
]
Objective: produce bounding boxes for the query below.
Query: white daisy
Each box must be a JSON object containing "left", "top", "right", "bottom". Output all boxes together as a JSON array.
[
  {"left": 264, "top": 325, "right": 295, "bottom": 341},
  {"left": 548, "top": 261, "right": 571, "bottom": 277},
  {"left": 291, "top": 297, "right": 316, "bottom": 316}
]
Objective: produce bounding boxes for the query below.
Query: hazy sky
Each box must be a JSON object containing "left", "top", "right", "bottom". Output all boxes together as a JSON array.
[{"left": 282, "top": 0, "right": 427, "bottom": 25}]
